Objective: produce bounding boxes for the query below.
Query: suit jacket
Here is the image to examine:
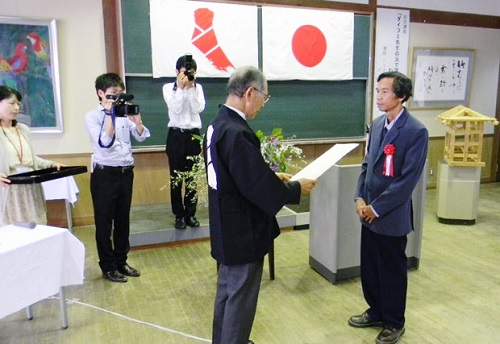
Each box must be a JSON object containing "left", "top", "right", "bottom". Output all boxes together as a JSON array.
[
  {"left": 204, "top": 105, "right": 301, "bottom": 265},
  {"left": 356, "top": 108, "right": 428, "bottom": 237}
]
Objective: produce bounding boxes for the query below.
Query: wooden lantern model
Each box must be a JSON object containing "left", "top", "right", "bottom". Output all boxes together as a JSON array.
[{"left": 437, "top": 105, "right": 499, "bottom": 167}]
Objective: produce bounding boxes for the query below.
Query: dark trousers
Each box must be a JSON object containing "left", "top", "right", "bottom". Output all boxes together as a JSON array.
[
  {"left": 212, "top": 260, "right": 264, "bottom": 344},
  {"left": 165, "top": 128, "right": 201, "bottom": 219},
  {"left": 90, "top": 167, "right": 134, "bottom": 273},
  {"left": 361, "top": 225, "right": 408, "bottom": 329}
]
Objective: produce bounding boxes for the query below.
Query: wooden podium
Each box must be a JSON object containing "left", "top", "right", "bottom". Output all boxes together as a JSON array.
[{"left": 309, "top": 162, "right": 427, "bottom": 284}]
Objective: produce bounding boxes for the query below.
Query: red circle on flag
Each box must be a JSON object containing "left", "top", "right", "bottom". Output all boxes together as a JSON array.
[{"left": 292, "top": 25, "right": 327, "bottom": 67}]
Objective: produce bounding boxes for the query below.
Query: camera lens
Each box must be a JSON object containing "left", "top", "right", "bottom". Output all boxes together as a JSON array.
[{"left": 184, "top": 71, "right": 195, "bottom": 81}]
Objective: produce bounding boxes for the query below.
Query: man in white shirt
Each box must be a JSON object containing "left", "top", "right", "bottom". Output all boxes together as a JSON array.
[
  {"left": 85, "top": 73, "right": 150, "bottom": 283},
  {"left": 162, "top": 54, "right": 206, "bottom": 229}
]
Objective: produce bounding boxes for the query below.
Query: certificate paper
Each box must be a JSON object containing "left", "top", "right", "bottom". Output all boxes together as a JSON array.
[{"left": 291, "top": 143, "right": 359, "bottom": 181}]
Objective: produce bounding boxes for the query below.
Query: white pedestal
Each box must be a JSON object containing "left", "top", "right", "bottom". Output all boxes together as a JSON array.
[
  {"left": 309, "top": 163, "right": 426, "bottom": 284},
  {"left": 437, "top": 160, "right": 481, "bottom": 225}
]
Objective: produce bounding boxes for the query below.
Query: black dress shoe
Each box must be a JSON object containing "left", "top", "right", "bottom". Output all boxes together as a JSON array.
[
  {"left": 348, "top": 311, "right": 383, "bottom": 328},
  {"left": 103, "top": 270, "right": 127, "bottom": 283},
  {"left": 185, "top": 216, "right": 200, "bottom": 227},
  {"left": 175, "top": 217, "right": 186, "bottom": 229},
  {"left": 376, "top": 326, "right": 405, "bottom": 344},
  {"left": 117, "top": 264, "right": 141, "bottom": 277},
  {"left": 248, "top": 341, "right": 255, "bottom": 344}
]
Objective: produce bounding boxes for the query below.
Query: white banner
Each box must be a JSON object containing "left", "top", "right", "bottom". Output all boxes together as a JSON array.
[
  {"left": 262, "top": 7, "right": 354, "bottom": 80},
  {"left": 372, "top": 8, "right": 410, "bottom": 117},
  {"left": 150, "top": 0, "right": 258, "bottom": 78}
]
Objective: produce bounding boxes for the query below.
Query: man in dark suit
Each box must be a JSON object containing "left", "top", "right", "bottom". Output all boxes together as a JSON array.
[
  {"left": 204, "top": 66, "right": 316, "bottom": 344},
  {"left": 349, "top": 71, "right": 428, "bottom": 344}
]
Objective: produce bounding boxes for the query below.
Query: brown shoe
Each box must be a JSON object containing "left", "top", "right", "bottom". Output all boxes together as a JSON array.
[
  {"left": 376, "top": 326, "right": 405, "bottom": 344},
  {"left": 348, "top": 311, "right": 383, "bottom": 328}
]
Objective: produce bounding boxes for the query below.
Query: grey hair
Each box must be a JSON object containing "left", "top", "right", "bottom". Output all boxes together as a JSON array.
[{"left": 226, "top": 66, "right": 266, "bottom": 97}]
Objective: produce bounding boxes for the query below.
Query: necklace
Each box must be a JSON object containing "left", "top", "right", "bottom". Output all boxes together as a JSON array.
[{"left": 1, "top": 126, "right": 24, "bottom": 164}]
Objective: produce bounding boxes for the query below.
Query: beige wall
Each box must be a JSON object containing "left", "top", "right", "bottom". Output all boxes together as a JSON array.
[
  {"left": 43, "top": 135, "right": 495, "bottom": 226},
  {"left": 408, "top": 23, "right": 500, "bottom": 137},
  {"left": 2, "top": 1, "right": 498, "bottom": 153},
  {"left": 3, "top": 1, "right": 499, "bottom": 226},
  {"left": 378, "top": 0, "right": 500, "bottom": 16},
  {"left": 43, "top": 150, "right": 171, "bottom": 226},
  {"left": 1, "top": 0, "right": 106, "bottom": 155}
]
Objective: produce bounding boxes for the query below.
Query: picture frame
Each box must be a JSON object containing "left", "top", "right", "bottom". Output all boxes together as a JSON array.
[
  {"left": 408, "top": 47, "right": 475, "bottom": 109},
  {"left": 0, "top": 16, "right": 63, "bottom": 133}
]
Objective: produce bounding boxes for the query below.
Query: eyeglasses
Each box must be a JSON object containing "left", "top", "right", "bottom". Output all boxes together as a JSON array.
[{"left": 253, "top": 87, "right": 271, "bottom": 103}]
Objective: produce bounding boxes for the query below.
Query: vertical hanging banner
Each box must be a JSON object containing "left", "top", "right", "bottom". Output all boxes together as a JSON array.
[
  {"left": 150, "top": 0, "right": 258, "bottom": 78},
  {"left": 372, "top": 8, "right": 410, "bottom": 117},
  {"left": 262, "top": 7, "right": 354, "bottom": 81}
]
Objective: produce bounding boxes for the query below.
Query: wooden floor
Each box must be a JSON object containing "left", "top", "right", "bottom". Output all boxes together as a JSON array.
[{"left": 1, "top": 183, "right": 499, "bottom": 344}]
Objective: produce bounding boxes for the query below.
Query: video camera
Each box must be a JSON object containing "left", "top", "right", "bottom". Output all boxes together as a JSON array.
[
  {"left": 106, "top": 93, "right": 140, "bottom": 117},
  {"left": 183, "top": 54, "right": 195, "bottom": 82}
]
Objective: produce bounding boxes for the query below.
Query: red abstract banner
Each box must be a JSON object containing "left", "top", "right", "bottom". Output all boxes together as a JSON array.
[{"left": 151, "top": 0, "right": 258, "bottom": 78}]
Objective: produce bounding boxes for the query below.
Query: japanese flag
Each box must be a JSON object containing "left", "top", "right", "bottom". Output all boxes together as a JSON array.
[
  {"left": 262, "top": 7, "right": 354, "bottom": 80},
  {"left": 150, "top": 0, "right": 258, "bottom": 78}
]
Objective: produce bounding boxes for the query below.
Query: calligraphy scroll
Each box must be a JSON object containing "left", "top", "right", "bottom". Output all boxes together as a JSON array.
[{"left": 409, "top": 48, "right": 475, "bottom": 108}]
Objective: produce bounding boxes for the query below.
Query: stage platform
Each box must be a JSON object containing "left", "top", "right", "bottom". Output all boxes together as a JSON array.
[{"left": 129, "top": 201, "right": 310, "bottom": 247}]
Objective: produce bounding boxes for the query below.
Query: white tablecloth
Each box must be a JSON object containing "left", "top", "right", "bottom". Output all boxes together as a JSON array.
[
  {"left": 42, "top": 176, "right": 80, "bottom": 230},
  {"left": 0, "top": 224, "right": 85, "bottom": 319},
  {"left": 42, "top": 176, "right": 80, "bottom": 204}
]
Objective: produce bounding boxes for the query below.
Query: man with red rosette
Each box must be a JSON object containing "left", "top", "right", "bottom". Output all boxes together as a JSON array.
[{"left": 349, "top": 71, "right": 428, "bottom": 344}]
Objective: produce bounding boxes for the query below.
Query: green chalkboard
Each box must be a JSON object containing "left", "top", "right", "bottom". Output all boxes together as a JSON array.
[
  {"left": 121, "top": 0, "right": 371, "bottom": 146},
  {"left": 125, "top": 77, "right": 367, "bottom": 146}
]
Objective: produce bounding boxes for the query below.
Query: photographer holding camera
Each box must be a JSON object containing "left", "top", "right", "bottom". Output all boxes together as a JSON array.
[
  {"left": 85, "top": 73, "right": 150, "bottom": 283},
  {"left": 163, "top": 54, "right": 206, "bottom": 229}
]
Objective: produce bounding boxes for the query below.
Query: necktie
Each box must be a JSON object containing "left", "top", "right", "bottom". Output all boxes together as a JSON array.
[
  {"left": 381, "top": 126, "right": 388, "bottom": 141},
  {"left": 192, "top": 8, "right": 235, "bottom": 72}
]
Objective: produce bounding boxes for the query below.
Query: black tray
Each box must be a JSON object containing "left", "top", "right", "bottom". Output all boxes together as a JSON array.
[{"left": 8, "top": 166, "right": 88, "bottom": 184}]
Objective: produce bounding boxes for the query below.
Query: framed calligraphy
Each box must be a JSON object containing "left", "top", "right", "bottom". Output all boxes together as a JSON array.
[
  {"left": 0, "top": 17, "right": 63, "bottom": 133},
  {"left": 408, "top": 47, "right": 475, "bottom": 109}
]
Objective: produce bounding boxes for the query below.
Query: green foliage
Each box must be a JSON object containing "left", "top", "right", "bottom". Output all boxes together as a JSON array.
[
  {"left": 166, "top": 128, "right": 305, "bottom": 206},
  {"left": 256, "top": 128, "right": 305, "bottom": 173}
]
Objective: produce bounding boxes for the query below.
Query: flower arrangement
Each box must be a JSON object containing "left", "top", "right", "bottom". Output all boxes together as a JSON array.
[
  {"left": 256, "top": 127, "right": 305, "bottom": 173},
  {"left": 166, "top": 128, "right": 305, "bottom": 206}
]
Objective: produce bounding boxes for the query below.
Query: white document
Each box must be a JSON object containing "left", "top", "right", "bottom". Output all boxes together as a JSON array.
[{"left": 291, "top": 143, "right": 359, "bottom": 181}]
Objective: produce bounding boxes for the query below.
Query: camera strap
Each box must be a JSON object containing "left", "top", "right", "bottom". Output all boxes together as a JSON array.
[{"left": 98, "top": 108, "right": 116, "bottom": 148}]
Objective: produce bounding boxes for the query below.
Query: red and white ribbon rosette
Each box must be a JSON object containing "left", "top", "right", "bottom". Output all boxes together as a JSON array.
[{"left": 383, "top": 144, "right": 396, "bottom": 177}]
